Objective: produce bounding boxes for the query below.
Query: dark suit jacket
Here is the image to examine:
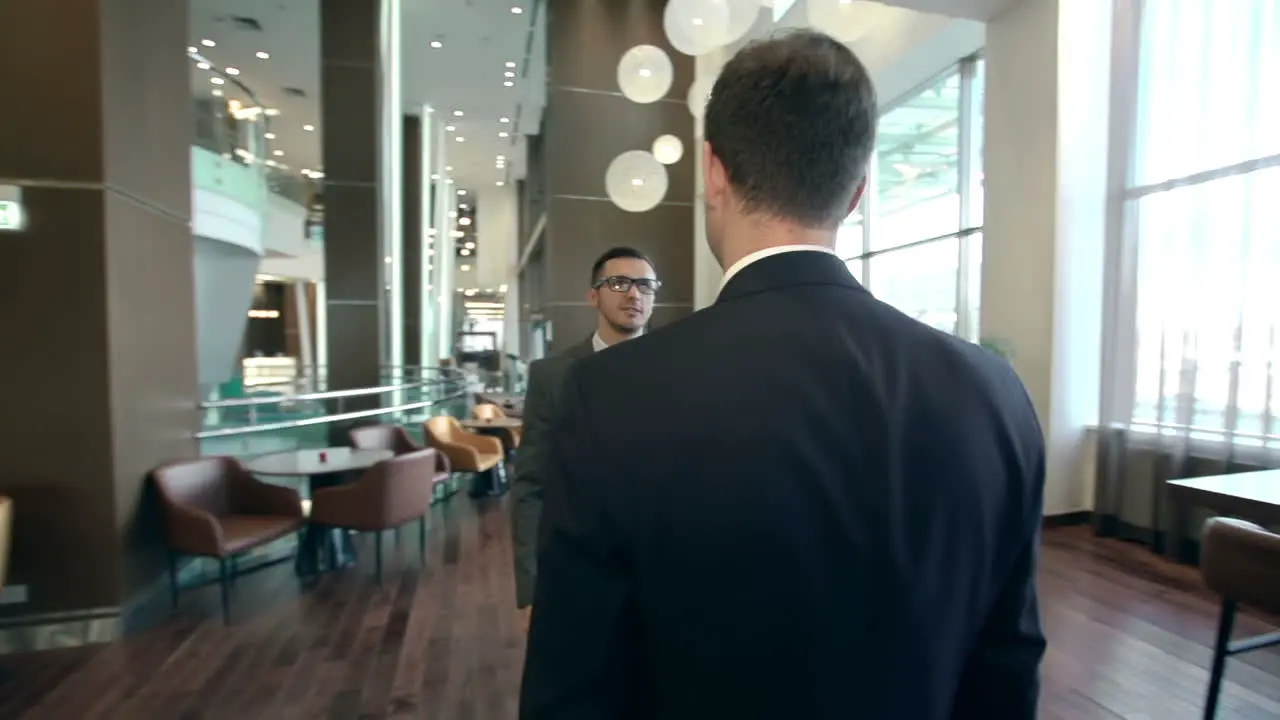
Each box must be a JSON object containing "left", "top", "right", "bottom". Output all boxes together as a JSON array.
[
  {"left": 511, "top": 337, "right": 595, "bottom": 608},
  {"left": 520, "top": 251, "right": 1047, "bottom": 720}
]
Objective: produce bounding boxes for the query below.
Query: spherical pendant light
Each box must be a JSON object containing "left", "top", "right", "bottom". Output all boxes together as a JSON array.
[
  {"left": 687, "top": 73, "right": 715, "bottom": 119},
  {"left": 617, "top": 45, "right": 674, "bottom": 104},
  {"left": 605, "top": 151, "right": 669, "bottom": 213},
  {"left": 652, "top": 135, "right": 684, "bottom": 165},
  {"left": 722, "top": 0, "right": 761, "bottom": 45},
  {"left": 663, "top": 0, "right": 732, "bottom": 57}
]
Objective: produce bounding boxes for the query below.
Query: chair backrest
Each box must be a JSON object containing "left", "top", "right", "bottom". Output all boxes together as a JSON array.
[
  {"left": 350, "top": 424, "right": 421, "bottom": 455},
  {"left": 362, "top": 449, "right": 440, "bottom": 526},
  {"left": 1201, "top": 517, "right": 1280, "bottom": 613},
  {"left": 472, "top": 403, "right": 507, "bottom": 421},
  {"left": 0, "top": 496, "right": 12, "bottom": 591},
  {"left": 425, "top": 415, "right": 463, "bottom": 444},
  {"left": 153, "top": 456, "right": 235, "bottom": 517}
]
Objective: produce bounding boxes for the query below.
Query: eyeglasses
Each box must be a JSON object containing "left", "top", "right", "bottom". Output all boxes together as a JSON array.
[{"left": 593, "top": 275, "right": 662, "bottom": 295}]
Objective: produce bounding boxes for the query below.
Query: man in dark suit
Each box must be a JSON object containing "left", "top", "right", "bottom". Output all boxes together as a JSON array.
[
  {"left": 520, "top": 29, "right": 1046, "bottom": 720},
  {"left": 511, "top": 247, "right": 661, "bottom": 630}
]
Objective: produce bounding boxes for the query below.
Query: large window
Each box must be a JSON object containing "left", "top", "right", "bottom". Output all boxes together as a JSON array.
[
  {"left": 840, "top": 56, "right": 985, "bottom": 339},
  {"left": 1109, "top": 0, "right": 1280, "bottom": 445}
]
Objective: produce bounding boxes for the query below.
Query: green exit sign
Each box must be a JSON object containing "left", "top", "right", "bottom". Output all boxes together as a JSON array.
[{"left": 0, "top": 185, "right": 25, "bottom": 232}]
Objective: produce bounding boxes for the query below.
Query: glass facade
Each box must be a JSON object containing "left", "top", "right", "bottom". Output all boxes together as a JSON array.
[{"left": 839, "top": 56, "right": 986, "bottom": 340}]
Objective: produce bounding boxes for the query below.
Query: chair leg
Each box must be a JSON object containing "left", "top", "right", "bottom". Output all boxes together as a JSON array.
[
  {"left": 167, "top": 549, "right": 180, "bottom": 610},
  {"left": 374, "top": 531, "right": 383, "bottom": 585},
  {"left": 219, "top": 557, "right": 232, "bottom": 626},
  {"left": 419, "top": 516, "right": 427, "bottom": 563},
  {"left": 1204, "top": 599, "right": 1237, "bottom": 719}
]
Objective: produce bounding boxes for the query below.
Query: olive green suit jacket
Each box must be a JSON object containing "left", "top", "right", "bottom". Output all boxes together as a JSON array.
[{"left": 510, "top": 337, "right": 595, "bottom": 608}]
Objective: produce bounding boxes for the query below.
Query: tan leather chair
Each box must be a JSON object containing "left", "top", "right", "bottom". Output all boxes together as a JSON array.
[
  {"left": 472, "top": 402, "right": 521, "bottom": 449},
  {"left": 309, "top": 449, "right": 441, "bottom": 584},
  {"left": 425, "top": 416, "right": 506, "bottom": 496},
  {"left": 1199, "top": 517, "right": 1280, "bottom": 719},
  {"left": 153, "top": 457, "right": 304, "bottom": 624}
]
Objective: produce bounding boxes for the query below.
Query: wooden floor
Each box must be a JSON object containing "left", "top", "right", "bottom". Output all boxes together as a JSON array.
[{"left": 2, "top": 500, "right": 1279, "bottom": 719}]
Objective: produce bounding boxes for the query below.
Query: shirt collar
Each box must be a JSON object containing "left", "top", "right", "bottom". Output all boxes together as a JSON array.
[
  {"left": 719, "top": 245, "right": 838, "bottom": 292},
  {"left": 591, "top": 331, "right": 642, "bottom": 352}
]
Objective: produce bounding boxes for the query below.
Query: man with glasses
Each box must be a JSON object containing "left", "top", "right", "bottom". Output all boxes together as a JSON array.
[{"left": 511, "top": 246, "right": 659, "bottom": 631}]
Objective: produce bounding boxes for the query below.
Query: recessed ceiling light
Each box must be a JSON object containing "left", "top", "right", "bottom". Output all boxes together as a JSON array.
[
  {"left": 446, "top": 165, "right": 453, "bottom": 171},
  {"left": 499, "top": 117, "right": 510, "bottom": 124},
  {"left": 496, "top": 181, "right": 505, "bottom": 186},
  {"left": 225, "top": 67, "right": 241, "bottom": 75},
  {"left": 197, "top": 62, "right": 211, "bottom": 70},
  {"left": 465, "top": 241, "right": 476, "bottom": 249},
  {"left": 445, "top": 125, "right": 456, "bottom": 132},
  {"left": 212, "top": 89, "right": 224, "bottom": 97},
  {"left": 510, "top": 6, "right": 523, "bottom": 14},
  {"left": 460, "top": 248, "right": 472, "bottom": 256},
  {"left": 430, "top": 40, "right": 443, "bottom": 49},
  {"left": 452, "top": 230, "right": 466, "bottom": 238},
  {"left": 265, "top": 132, "right": 276, "bottom": 140},
  {"left": 456, "top": 136, "right": 465, "bottom": 142},
  {"left": 273, "top": 150, "right": 285, "bottom": 157},
  {"left": 497, "top": 155, "right": 506, "bottom": 161},
  {"left": 187, "top": 46, "right": 198, "bottom": 53},
  {"left": 211, "top": 77, "right": 225, "bottom": 85},
  {"left": 504, "top": 71, "right": 515, "bottom": 78},
  {"left": 446, "top": 178, "right": 454, "bottom": 184},
  {"left": 430, "top": 173, "right": 440, "bottom": 180},
  {"left": 384, "top": 256, "right": 393, "bottom": 264},
  {"left": 457, "top": 189, "right": 466, "bottom": 196},
  {"left": 265, "top": 108, "right": 280, "bottom": 116},
  {"left": 506, "top": 61, "right": 516, "bottom": 68},
  {"left": 461, "top": 264, "right": 472, "bottom": 271},
  {"left": 453, "top": 110, "right": 464, "bottom": 117},
  {"left": 448, "top": 211, "right": 457, "bottom": 218},
  {"left": 303, "top": 124, "right": 315, "bottom": 131},
  {"left": 498, "top": 131, "right": 509, "bottom": 138},
  {"left": 201, "top": 39, "right": 216, "bottom": 47},
  {"left": 460, "top": 203, "right": 470, "bottom": 209},
  {"left": 503, "top": 81, "right": 514, "bottom": 87},
  {"left": 257, "top": 51, "right": 271, "bottom": 59}
]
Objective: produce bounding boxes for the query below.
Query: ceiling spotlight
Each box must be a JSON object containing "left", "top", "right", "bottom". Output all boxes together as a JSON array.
[
  {"left": 446, "top": 165, "right": 453, "bottom": 171},
  {"left": 256, "top": 51, "right": 271, "bottom": 59},
  {"left": 461, "top": 264, "right": 473, "bottom": 271},
  {"left": 201, "top": 39, "right": 216, "bottom": 47},
  {"left": 264, "top": 132, "right": 276, "bottom": 140},
  {"left": 188, "top": 46, "right": 198, "bottom": 53},
  {"left": 457, "top": 189, "right": 467, "bottom": 196},
  {"left": 503, "top": 81, "right": 514, "bottom": 87},
  {"left": 225, "top": 67, "right": 241, "bottom": 75},
  {"left": 446, "top": 178, "right": 455, "bottom": 184},
  {"left": 506, "top": 61, "right": 517, "bottom": 68},
  {"left": 465, "top": 241, "right": 476, "bottom": 249},
  {"left": 265, "top": 108, "right": 280, "bottom": 116},
  {"left": 460, "top": 249, "right": 472, "bottom": 256},
  {"left": 499, "top": 117, "right": 510, "bottom": 123},
  {"left": 453, "top": 110, "right": 464, "bottom": 117},
  {"left": 497, "top": 154, "right": 506, "bottom": 161},
  {"left": 273, "top": 150, "right": 284, "bottom": 157},
  {"left": 303, "top": 124, "right": 315, "bottom": 131},
  {"left": 452, "top": 230, "right": 466, "bottom": 238},
  {"left": 504, "top": 71, "right": 515, "bottom": 78},
  {"left": 197, "top": 62, "right": 211, "bottom": 70},
  {"left": 498, "top": 132, "right": 509, "bottom": 138},
  {"left": 459, "top": 217, "right": 472, "bottom": 226},
  {"left": 510, "top": 6, "right": 523, "bottom": 14},
  {"left": 211, "top": 77, "right": 225, "bottom": 85},
  {"left": 212, "top": 89, "right": 224, "bottom": 97},
  {"left": 448, "top": 211, "right": 457, "bottom": 219},
  {"left": 430, "top": 173, "right": 440, "bottom": 180},
  {"left": 456, "top": 136, "right": 465, "bottom": 142},
  {"left": 460, "top": 204, "right": 470, "bottom": 209},
  {"left": 496, "top": 181, "right": 505, "bottom": 186},
  {"left": 430, "top": 40, "right": 443, "bottom": 49},
  {"left": 445, "top": 125, "right": 456, "bottom": 132}
]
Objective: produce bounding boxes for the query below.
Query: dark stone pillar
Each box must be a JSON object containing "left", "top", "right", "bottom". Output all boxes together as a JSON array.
[
  {"left": 403, "top": 115, "right": 423, "bottom": 367},
  {"left": 0, "top": 0, "right": 197, "bottom": 622},
  {"left": 543, "top": 0, "right": 696, "bottom": 353},
  {"left": 321, "top": 0, "right": 382, "bottom": 391}
]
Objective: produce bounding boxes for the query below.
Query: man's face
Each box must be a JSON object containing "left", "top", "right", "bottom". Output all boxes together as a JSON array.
[{"left": 588, "top": 257, "right": 658, "bottom": 333}]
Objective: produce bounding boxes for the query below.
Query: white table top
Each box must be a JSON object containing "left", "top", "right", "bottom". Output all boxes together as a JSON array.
[
  {"left": 245, "top": 447, "right": 394, "bottom": 476},
  {"left": 1168, "top": 469, "right": 1280, "bottom": 507}
]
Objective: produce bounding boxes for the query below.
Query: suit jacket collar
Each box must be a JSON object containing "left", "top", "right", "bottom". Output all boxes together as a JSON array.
[
  {"left": 716, "top": 249, "right": 866, "bottom": 304},
  {"left": 563, "top": 337, "right": 595, "bottom": 360}
]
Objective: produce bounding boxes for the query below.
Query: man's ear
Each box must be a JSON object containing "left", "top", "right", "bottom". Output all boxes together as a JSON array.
[
  {"left": 586, "top": 287, "right": 599, "bottom": 307},
  {"left": 847, "top": 176, "right": 868, "bottom": 216}
]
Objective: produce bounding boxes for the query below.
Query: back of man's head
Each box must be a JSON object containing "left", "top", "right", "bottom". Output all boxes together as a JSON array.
[{"left": 704, "top": 30, "right": 878, "bottom": 230}]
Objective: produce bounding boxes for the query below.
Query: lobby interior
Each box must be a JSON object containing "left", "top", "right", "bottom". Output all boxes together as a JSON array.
[{"left": 1, "top": 0, "right": 1279, "bottom": 717}]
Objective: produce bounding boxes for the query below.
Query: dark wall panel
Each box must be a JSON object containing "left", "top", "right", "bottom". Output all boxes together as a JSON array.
[{"left": 403, "top": 115, "right": 423, "bottom": 366}]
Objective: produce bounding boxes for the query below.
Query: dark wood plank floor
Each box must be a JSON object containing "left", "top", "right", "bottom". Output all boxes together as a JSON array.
[{"left": 2, "top": 501, "right": 1278, "bottom": 719}]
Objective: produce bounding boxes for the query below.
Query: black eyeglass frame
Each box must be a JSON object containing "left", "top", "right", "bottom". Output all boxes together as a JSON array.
[{"left": 592, "top": 275, "right": 663, "bottom": 295}]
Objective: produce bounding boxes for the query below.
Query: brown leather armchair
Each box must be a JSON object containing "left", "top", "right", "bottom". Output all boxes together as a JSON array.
[
  {"left": 153, "top": 457, "right": 304, "bottom": 624},
  {"left": 472, "top": 403, "right": 521, "bottom": 449},
  {"left": 425, "top": 415, "right": 507, "bottom": 497},
  {"left": 1199, "top": 517, "right": 1280, "bottom": 718},
  {"left": 309, "top": 449, "right": 441, "bottom": 584},
  {"left": 350, "top": 424, "right": 423, "bottom": 455}
]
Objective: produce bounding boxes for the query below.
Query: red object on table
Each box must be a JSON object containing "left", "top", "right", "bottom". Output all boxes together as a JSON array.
[{"left": 319, "top": 451, "right": 328, "bottom": 463}]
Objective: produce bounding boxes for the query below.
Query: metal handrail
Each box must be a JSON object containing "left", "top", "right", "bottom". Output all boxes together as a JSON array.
[
  {"left": 195, "top": 389, "right": 468, "bottom": 439},
  {"left": 201, "top": 377, "right": 452, "bottom": 409}
]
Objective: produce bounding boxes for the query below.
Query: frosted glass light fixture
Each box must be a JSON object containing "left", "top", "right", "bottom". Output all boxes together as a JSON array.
[
  {"left": 652, "top": 135, "right": 684, "bottom": 165},
  {"left": 687, "top": 74, "right": 715, "bottom": 118},
  {"left": 605, "top": 151, "right": 669, "bottom": 212},
  {"left": 722, "top": 0, "right": 761, "bottom": 45},
  {"left": 617, "top": 45, "right": 674, "bottom": 104},
  {"left": 663, "top": 0, "right": 731, "bottom": 56}
]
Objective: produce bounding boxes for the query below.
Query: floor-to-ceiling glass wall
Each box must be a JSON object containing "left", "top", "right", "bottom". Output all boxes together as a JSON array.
[{"left": 840, "top": 55, "right": 985, "bottom": 340}]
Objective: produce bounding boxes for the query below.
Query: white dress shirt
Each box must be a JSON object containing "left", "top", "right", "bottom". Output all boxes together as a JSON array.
[
  {"left": 592, "top": 330, "right": 642, "bottom": 352},
  {"left": 718, "top": 245, "right": 839, "bottom": 293}
]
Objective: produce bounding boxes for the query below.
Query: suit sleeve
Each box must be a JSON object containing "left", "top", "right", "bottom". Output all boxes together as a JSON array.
[
  {"left": 519, "top": 363, "right": 634, "bottom": 720},
  {"left": 510, "top": 359, "right": 553, "bottom": 608},
  {"left": 951, "top": 430, "right": 1047, "bottom": 719}
]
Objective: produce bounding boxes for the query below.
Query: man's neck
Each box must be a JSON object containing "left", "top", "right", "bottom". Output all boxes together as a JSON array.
[
  {"left": 717, "top": 216, "right": 837, "bottom": 273},
  {"left": 595, "top": 324, "right": 640, "bottom": 347}
]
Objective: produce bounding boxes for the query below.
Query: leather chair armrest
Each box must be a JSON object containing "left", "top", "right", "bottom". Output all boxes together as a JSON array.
[
  {"left": 165, "top": 503, "right": 224, "bottom": 557},
  {"left": 309, "top": 483, "right": 367, "bottom": 528},
  {"left": 432, "top": 448, "right": 452, "bottom": 476},
  {"left": 457, "top": 431, "right": 503, "bottom": 456},
  {"left": 433, "top": 440, "right": 483, "bottom": 471}
]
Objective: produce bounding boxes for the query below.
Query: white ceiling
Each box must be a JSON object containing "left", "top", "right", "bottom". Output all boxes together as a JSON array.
[{"left": 189, "top": 0, "right": 546, "bottom": 196}]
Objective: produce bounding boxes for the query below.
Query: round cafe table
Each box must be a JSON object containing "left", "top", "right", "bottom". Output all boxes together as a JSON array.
[{"left": 245, "top": 447, "right": 393, "bottom": 577}]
